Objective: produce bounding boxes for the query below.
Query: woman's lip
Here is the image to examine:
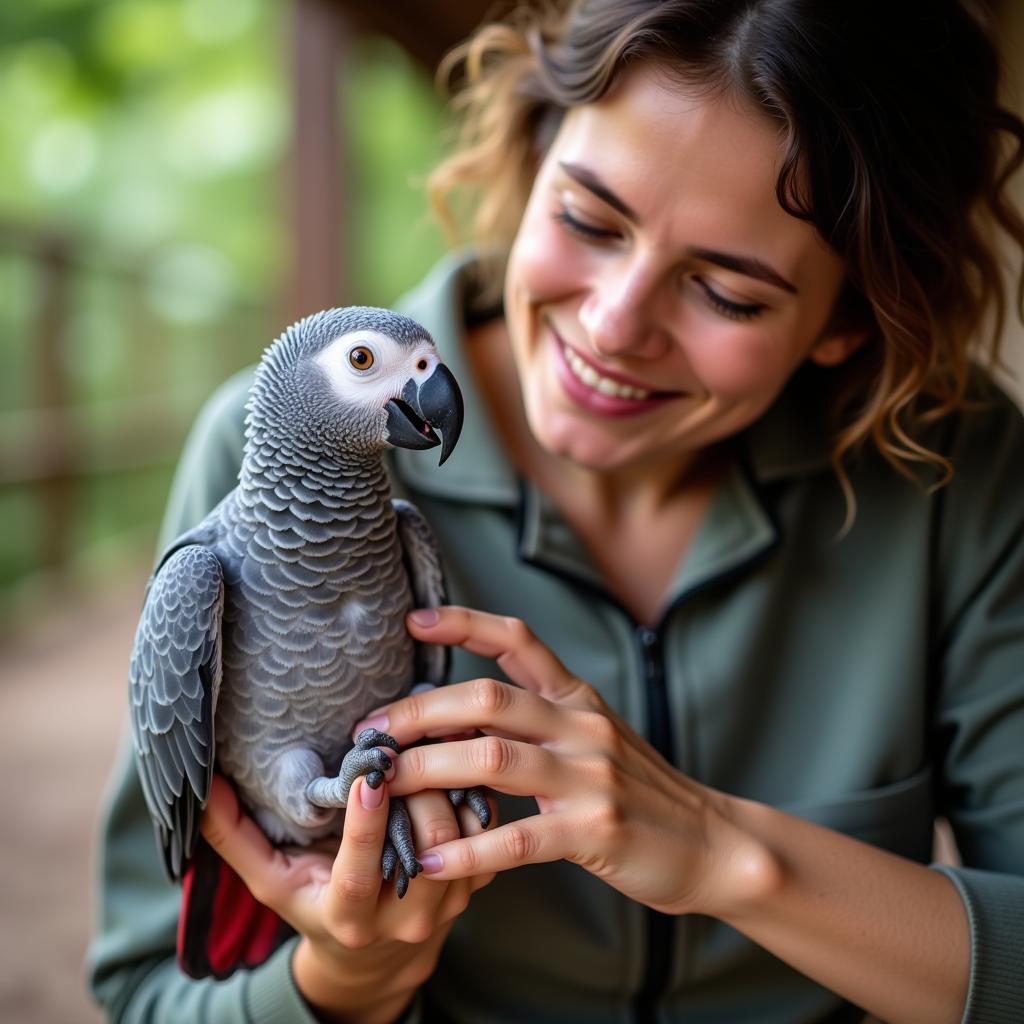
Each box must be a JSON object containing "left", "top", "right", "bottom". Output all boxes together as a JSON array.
[
  {"left": 551, "top": 333, "right": 683, "bottom": 418},
  {"left": 551, "top": 327, "right": 683, "bottom": 395}
]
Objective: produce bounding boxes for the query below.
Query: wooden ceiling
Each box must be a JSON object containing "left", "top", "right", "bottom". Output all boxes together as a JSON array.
[{"left": 332, "top": 0, "right": 509, "bottom": 71}]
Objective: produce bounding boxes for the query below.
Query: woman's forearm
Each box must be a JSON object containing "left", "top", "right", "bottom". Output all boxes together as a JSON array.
[{"left": 702, "top": 791, "right": 970, "bottom": 1024}]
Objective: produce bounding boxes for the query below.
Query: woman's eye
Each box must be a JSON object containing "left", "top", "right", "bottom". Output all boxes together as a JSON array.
[
  {"left": 348, "top": 346, "right": 375, "bottom": 369},
  {"left": 554, "top": 208, "right": 618, "bottom": 242},
  {"left": 692, "top": 277, "right": 765, "bottom": 321}
]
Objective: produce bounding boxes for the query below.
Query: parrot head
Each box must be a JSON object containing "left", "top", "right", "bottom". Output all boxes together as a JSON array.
[{"left": 250, "top": 306, "right": 464, "bottom": 465}]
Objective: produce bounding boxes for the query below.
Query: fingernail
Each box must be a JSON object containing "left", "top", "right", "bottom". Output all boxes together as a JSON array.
[
  {"left": 354, "top": 714, "right": 389, "bottom": 736},
  {"left": 360, "top": 778, "right": 384, "bottom": 810},
  {"left": 409, "top": 608, "right": 440, "bottom": 627},
  {"left": 419, "top": 851, "right": 443, "bottom": 874}
]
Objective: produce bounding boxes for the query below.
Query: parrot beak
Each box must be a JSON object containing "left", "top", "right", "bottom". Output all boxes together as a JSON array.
[{"left": 384, "top": 362, "right": 464, "bottom": 465}]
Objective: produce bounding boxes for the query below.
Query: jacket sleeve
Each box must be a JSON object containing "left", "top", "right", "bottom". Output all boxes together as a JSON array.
[
  {"left": 930, "top": 384, "right": 1024, "bottom": 1024},
  {"left": 87, "top": 369, "right": 321, "bottom": 1023}
]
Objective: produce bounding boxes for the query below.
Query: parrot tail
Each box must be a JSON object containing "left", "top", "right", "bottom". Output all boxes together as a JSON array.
[{"left": 177, "top": 835, "right": 294, "bottom": 979}]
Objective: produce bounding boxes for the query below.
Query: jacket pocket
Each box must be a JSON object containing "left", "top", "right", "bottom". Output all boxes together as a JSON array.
[{"left": 779, "top": 765, "right": 935, "bottom": 861}]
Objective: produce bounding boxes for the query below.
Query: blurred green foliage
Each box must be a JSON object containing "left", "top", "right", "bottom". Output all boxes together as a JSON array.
[{"left": 0, "top": 0, "right": 448, "bottom": 598}]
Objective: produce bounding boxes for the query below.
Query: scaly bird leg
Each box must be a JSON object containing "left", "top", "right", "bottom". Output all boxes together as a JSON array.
[{"left": 305, "top": 728, "right": 399, "bottom": 809}]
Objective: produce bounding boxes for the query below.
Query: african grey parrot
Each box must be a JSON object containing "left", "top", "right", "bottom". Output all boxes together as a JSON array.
[{"left": 128, "top": 307, "right": 487, "bottom": 978}]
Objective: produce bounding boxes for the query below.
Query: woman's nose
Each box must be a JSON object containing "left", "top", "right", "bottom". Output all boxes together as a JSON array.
[{"left": 578, "top": 268, "right": 671, "bottom": 360}]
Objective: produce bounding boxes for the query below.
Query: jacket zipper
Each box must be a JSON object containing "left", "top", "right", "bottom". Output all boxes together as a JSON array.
[
  {"left": 633, "top": 625, "right": 674, "bottom": 1024},
  {"left": 515, "top": 475, "right": 781, "bottom": 1022}
]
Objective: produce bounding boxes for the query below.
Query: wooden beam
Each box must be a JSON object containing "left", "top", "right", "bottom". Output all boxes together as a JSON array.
[
  {"left": 288, "top": 0, "right": 349, "bottom": 319},
  {"left": 336, "top": 0, "right": 500, "bottom": 73}
]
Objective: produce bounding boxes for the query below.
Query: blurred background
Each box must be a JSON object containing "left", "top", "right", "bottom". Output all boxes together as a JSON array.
[
  {"left": 0, "top": 1, "right": 1022, "bottom": 1021},
  {"left": 0, "top": 0, "right": 490, "bottom": 1019}
]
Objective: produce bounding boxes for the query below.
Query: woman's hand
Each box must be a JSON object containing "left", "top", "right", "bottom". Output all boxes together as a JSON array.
[
  {"left": 354, "top": 606, "right": 777, "bottom": 919},
  {"left": 200, "top": 772, "right": 495, "bottom": 1024}
]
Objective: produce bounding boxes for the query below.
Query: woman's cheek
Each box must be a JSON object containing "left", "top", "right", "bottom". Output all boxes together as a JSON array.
[
  {"left": 687, "top": 328, "right": 797, "bottom": 401},
  {"left": 510, "top": 216, "right": 590, "bottom": 304}
]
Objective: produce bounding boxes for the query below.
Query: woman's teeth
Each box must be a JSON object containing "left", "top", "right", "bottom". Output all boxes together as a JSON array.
[{"left": 563, "top": 344, "right": 651, "bottom": 400}]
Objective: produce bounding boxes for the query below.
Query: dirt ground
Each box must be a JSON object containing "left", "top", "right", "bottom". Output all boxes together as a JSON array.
[{"left": 0, "top": 570, "right": 148, "bottom": 1024}]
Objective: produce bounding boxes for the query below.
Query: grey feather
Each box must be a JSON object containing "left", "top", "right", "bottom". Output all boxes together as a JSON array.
[{"left": 394, "top": 498, "right": 449, "bottom": 686}]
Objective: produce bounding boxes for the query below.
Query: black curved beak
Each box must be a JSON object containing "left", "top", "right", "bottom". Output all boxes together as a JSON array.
[{"left": 384, "top": 362, "right": 464, "bottom": 465}]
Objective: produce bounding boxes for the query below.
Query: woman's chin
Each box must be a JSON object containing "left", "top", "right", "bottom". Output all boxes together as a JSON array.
[{"left": 527, "top": 410, "right": 638, "bottom": 471}]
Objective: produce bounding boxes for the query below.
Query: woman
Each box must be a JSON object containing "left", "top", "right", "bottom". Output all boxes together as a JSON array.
[{"left": 91, "top": 1, "right": 1024, "bottom": 1021}]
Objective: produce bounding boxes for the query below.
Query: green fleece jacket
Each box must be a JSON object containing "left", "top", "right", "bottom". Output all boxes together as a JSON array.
[{"left": 90, "top": 253, "right": 1024, "bottom": 1022}]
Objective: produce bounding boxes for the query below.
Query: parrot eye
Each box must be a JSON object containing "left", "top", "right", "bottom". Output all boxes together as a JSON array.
[{"left": 348, "top": 346, "right": 375, "bottom": 370}]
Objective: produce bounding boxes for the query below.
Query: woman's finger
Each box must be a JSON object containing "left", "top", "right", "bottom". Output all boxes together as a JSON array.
[
  {"left": 388, "top": 735, "right": 564, "bottom": 799},
  {"left": 356, "top": 677, "right": 569, "bottom": 748},
  {"left": 415, "top": 813, "right": 572, "bottom": 881},
  {"left": 406, "top": 607, "right": 594, "bottom": 704},
  {"left": 405, "top": 788, "right": 463, "bottom": 852},
  {"left": 324, "top": 777, "right": 389, "bottom": 944}
]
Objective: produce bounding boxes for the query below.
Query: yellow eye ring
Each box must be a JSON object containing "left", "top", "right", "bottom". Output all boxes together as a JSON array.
[{"left": 348, "top": 346, "right": 374, "bottom": 370}]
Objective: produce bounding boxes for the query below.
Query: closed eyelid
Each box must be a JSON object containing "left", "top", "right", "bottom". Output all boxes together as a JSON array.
[
  {"left": 554, "top": 206, "right": 620, "bottom": 241},
  {"left": 558, "top": 161, "right": 637, "bottom": 222},
  {"left": 691, "top": 276, "right": 766, "bottom": 320}
]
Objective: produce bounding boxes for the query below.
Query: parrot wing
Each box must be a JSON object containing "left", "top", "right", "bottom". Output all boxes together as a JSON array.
[
  {"left": 129, "top": 543, "right": 224, "bottom": 881},
  {"left": 393, "top": 497, "right": 449, "bottom": 686}
]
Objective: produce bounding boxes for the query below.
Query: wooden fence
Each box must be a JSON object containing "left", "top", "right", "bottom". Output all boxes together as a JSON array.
[{"left": 0, "top": 220, "right": 266, "bottom": 578}]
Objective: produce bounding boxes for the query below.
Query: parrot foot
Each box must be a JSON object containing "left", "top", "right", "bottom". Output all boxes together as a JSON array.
[
  {"left": 381, "top": 839, "right": 413, "bottom": 899},
  {"left": 385, "top": 797, "right": 421, "bottom": 897},
  {"left": 449, "top": 786, "right": 491, "bottom": 828},
  {"left": 306, "top": 735, "right": 396, "bottom": 809}
]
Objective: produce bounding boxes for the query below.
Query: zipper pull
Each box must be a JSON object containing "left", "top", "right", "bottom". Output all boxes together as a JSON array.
[{"left": 637, "top": 626, "right": 659, "bottom": 674}]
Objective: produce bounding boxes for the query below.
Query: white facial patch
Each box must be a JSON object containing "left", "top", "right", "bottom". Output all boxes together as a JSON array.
[{"left": 314, "top": 330, "right": 440, "bottom": 412}]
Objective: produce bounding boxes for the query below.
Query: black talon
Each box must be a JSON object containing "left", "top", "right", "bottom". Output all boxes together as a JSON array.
[
  {"left": 395, "top": 863, "right": 410, "bottom": 900},
  {"left": 465, "top": 787, "right": 491, "bottom": 828}
]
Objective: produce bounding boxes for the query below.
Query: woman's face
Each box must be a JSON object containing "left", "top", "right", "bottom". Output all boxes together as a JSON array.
[{"left": 503, "top": 66, "right": 856, "bottom": 473}]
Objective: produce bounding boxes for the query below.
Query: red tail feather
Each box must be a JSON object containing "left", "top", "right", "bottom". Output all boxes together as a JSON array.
[{"left": 177, "top": 836, "right": 293, "bottom": 979}]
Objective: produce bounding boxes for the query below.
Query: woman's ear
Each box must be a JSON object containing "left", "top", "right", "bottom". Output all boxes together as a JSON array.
[{"left": 808, "top": 330, "right": 868, "bottom": 368}]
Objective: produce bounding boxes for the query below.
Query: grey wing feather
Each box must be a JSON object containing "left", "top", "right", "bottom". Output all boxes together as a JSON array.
[
  {"left": 393, "top": 498, "right": 449, "bottom": 686},
  {"left": 129, "top": 543, "right": 224, "bottom": 881}
]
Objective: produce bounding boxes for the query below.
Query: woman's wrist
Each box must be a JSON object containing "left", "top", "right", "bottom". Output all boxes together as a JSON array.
[
  {"left": 684, "top": 785, "right": 785, "bottom": 920},
  {"left": 291, "top": 937, "right": 418, "bottom": 1024}
]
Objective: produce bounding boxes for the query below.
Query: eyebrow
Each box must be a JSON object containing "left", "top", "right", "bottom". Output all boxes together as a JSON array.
[
  {"left": 686, "top": 247, "right": 797, "bottom": 295},
  {"left": 558, "top": 160, "right": 798, "bottom": 295}
]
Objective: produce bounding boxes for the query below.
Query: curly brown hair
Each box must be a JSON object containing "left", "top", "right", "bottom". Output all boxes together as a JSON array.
[{"left": 429, "top": 0, "right": 1024, "bottom": 503}]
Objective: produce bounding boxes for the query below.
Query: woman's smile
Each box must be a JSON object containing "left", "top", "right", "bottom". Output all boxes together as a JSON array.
[{"left": 551, "top": 325, "right": 687, "bottom": 417}]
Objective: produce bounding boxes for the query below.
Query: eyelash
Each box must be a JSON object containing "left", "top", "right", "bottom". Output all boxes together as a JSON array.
[
  {"left": 692, "top": 278, "right": 765, "bottom": 321},
  {"left": 553, "top": 208, "right": 618, "bottom": 241}
]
